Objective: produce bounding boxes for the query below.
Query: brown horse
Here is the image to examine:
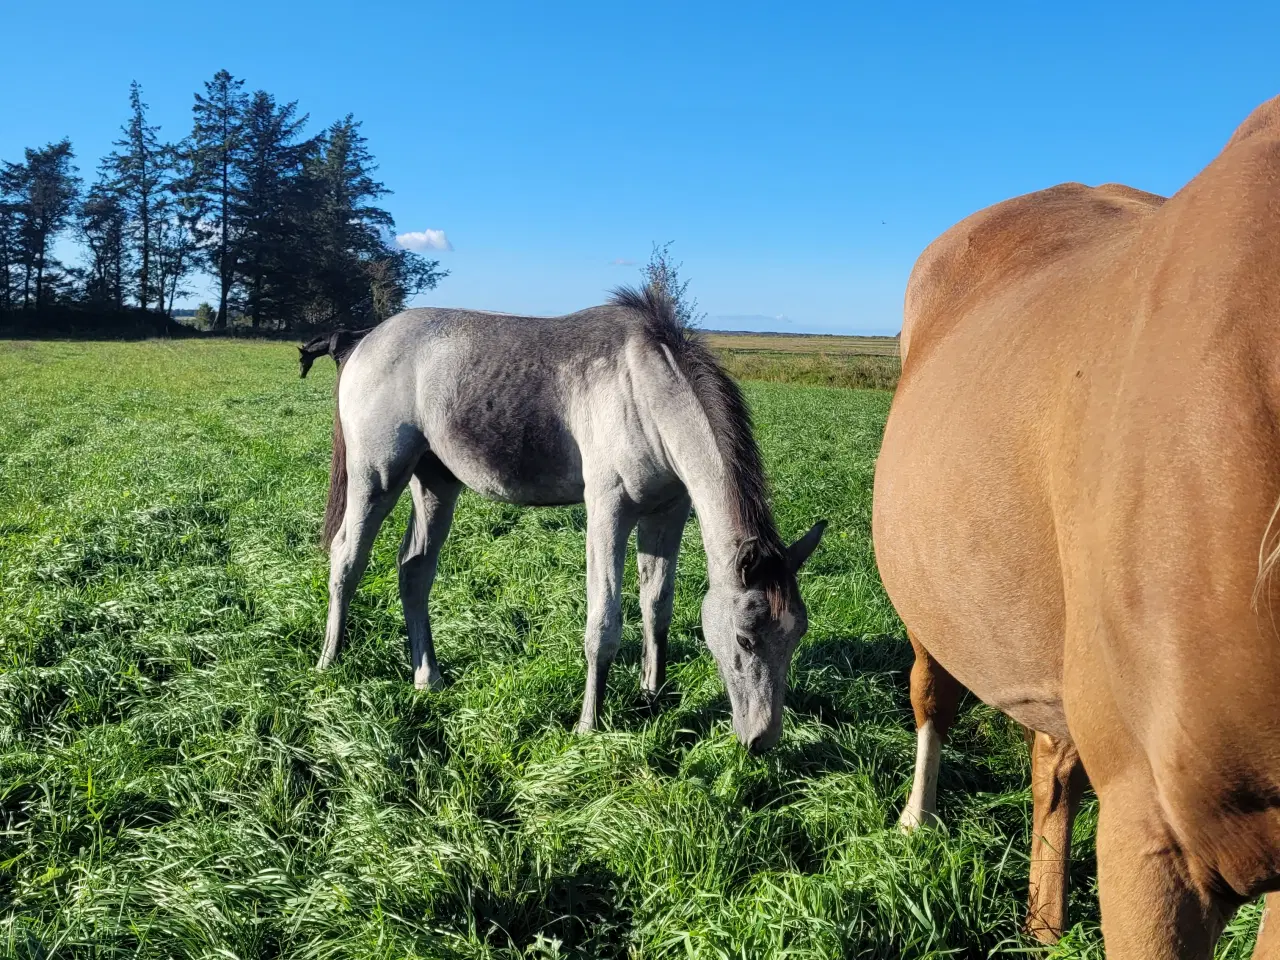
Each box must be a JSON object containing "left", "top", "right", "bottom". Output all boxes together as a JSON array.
[{"left": 874, "top": 94, "right": 1280, "bottom": 957}]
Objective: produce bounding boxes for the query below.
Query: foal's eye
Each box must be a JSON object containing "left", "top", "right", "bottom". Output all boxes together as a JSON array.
[{"left": 736, "top": 634, "right": 755, "bottom": 653}]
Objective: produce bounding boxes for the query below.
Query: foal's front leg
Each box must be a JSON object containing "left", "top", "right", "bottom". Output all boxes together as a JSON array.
[{"left": 576, "top": 490, "right": 633, "bottom": 734}]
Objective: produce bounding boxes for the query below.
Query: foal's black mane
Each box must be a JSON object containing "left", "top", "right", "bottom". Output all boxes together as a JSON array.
[{"left": 610, "top": 285, "right": 791, "bottom": 602}]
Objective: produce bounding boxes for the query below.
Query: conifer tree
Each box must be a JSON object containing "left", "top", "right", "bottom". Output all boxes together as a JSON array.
[
  {"left": 187, "top": 70, "right": 247, "bottom": 328},
  {"left": 79, "top": 174, "right": 129, "bottom": 308},
  {"left": 106, "top": 83, "right": 167, "bottom": 310},
  {"left": 0, "top": 164, "right": 22, "bottom": 312},
  {"left": 303, "top": 116, "right": 444, "bottom": 323},
  {"left": 233, "top": 90, "right": 315, "bottom": 328},
  {"left": 8, "top": 141, "right": 80, "bottom": 313}
]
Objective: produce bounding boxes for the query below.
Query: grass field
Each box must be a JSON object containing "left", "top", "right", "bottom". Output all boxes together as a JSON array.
[
  {"left": 704, "top": 333, "right": 901, "bottom": 357},
  {"left": 0, "top": 340, "right": 1261, "bottom": 958},
  {"left": 705, "top": 332, "right": 901, "bottom": 392}
]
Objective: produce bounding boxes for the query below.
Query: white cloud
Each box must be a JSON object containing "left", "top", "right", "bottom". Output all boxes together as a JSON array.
[
  {"left": 396, "top": 229, "right": 453, "bottom": 252},
  {"left": 609, "top": 257, "right": 636, "bottom": 266}
]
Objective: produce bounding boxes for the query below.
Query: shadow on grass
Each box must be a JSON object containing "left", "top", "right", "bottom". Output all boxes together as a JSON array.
[
  {"left": 463, "top": 863, "right": 632, "bottom": 958},
  {"left": 787, "top": 632, "right": 913, "bottom": 724}
]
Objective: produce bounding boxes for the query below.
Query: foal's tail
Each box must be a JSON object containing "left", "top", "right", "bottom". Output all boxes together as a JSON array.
[{"left": 322, "top": 370, "right": 348, "bottom": 550}]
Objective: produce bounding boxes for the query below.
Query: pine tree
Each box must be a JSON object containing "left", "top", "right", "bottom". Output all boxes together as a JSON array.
[
  {"left": 151, "top": 142, "right": 197, "bottom": 316},
  {"left": 187, "top": 70, "right": 247, "bottom": 328},
  {"left": 62, "top": 77, "right": 446, "bottom": 328},
  {"left": 107, "top": 82, "right": 167, "bottom": 311},
  {"left": 79, "top": 173, "right": 130, "bottom": 308},
  {"left": 233, "top": 90, "right": 315, "bottom": 328},
  {"left": 2, "top": 162, "right": 32, "bottom": 308},
  {"left": 0, "top": 164, "right": 19, "bottom": 312},
  {"left": 305, "top": 115, "right": 391, "bottom": 319},
  {"left": 9, "top": 141, "right": 81, "bottom": 314},
  {"left": 301, "top": 115, "right": 443, "bottom": 324}
]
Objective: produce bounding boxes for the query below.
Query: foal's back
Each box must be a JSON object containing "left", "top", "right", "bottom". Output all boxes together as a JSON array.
[{"left": 338, "top": 304, "right": 680, "bottom": 506}]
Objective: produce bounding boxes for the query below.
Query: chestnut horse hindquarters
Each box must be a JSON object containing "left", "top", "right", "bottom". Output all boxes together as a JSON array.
[
  {"left": 874, "top": 97, "right": 1280, "bottom": 957},
  {"left": 876, "top": 183, "right": 1163, "bottom": 740},
  {"left": 873, "top": 360, "right": 1069, "bottom": 736}
]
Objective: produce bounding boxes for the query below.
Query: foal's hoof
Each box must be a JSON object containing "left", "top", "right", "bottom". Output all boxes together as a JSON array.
[
  {"left": 574, "top": 720, "right": 595, "bottom": 736},
  {"left": 897, "top": 807, "right": 943, "bottom": 834},
  {"left": 414, "top": 673, "right": 447, "bottom": 692}
]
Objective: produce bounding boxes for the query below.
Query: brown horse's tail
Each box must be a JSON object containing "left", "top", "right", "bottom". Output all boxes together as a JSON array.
[{"left": 322, "top": 371, "right": 348, "bottom": 550}]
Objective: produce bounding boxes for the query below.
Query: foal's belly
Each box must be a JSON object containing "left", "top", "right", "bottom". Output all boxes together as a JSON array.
[
  {"left": 454, "top": 464, "right": 585, "bottom": 507},
  {"left": 432, "top": 415, "right": 586, "bottom": 506}
]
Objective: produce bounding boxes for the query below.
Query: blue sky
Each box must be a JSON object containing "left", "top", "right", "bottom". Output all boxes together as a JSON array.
[{"left": 3, "top": 1, "right": 1279, "bottom": 333}]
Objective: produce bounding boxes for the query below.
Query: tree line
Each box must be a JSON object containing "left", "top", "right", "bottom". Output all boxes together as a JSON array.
[{"left": 0, "top": 71, "right": 445, "bottom": 332}]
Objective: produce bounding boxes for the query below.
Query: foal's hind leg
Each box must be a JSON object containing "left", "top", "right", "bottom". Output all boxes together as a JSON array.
[
  {"left": 899, "top": 630, "right": 963, "bottom": 830},
  {"left": 399, "top": 457, "right": 461, "bottom": 690},
  {"left": 636, "top": 495, "right": 691, "bottom": 700},
  {"left": 1026, "top": 729, "right": 1088, "bottom": 943},
  {"left": 576, "top": 488, "right": 635, "bottom": 734},
  {"left": 319, "top": 451, "right": 417, "bottom": 671}
]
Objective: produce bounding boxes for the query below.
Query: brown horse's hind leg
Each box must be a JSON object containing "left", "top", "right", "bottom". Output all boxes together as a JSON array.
[
  {"left": 1026, "top": 730, "right": 1088, "bottom": 943},
  {"left": 1251, "top": 894, "right": 1280, "bottom": 958},
  {"left": 1095, "top": 775, "right": 1232, "bottom": 959},
  {"left": 899, "top": 631, "right": 963, "bottom": 830}
]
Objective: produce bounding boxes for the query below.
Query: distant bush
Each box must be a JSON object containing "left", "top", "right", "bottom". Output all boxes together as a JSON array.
[
  {"left": 192, "top": 302, "right": 216, "bottom": 329},
  {"left": 716, "top": 348, "right": 901, "bottom": 391}
]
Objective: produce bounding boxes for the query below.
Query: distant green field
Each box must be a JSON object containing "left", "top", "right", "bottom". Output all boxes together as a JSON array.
[
  {"left": 704, "top": 332, "right": 901, "bottom": 357},
  {"left": 701, "top": 332, "right": 901, "bottom": 358},
  {"left": 705, "top": 331, "right": 902, "bottom": 391},
  {"left": 0, "top": 340, "right": 1261, "bottom": 958}
]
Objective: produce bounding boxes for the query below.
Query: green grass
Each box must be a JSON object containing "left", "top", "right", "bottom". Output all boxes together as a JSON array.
[
  {"left": 0, "top": 339, "right": 1259, "bottom": 958},
  {"left": 715, "top": 350, "right": 901, "bottom": 392}
]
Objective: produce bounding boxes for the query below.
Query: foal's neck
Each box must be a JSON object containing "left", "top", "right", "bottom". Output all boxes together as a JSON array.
[{"left": 657, "top": 389, "right": 782, "bottom": 587}]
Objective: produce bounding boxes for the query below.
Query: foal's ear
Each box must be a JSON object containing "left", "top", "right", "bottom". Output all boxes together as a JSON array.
[
  {"left": 735, "top": 537, "right": 764, "bottom": 587},
  {"left": 786, "top": 520, "right": 827, "bottom": 573}
]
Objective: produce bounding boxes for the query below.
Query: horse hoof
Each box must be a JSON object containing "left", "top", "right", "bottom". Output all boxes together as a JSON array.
[
  {"left": 415, "top": 674, "right": 446, "bottom": 692},
  {"left": 897, "top": 808, "right": 943, "bottom": 833}
]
